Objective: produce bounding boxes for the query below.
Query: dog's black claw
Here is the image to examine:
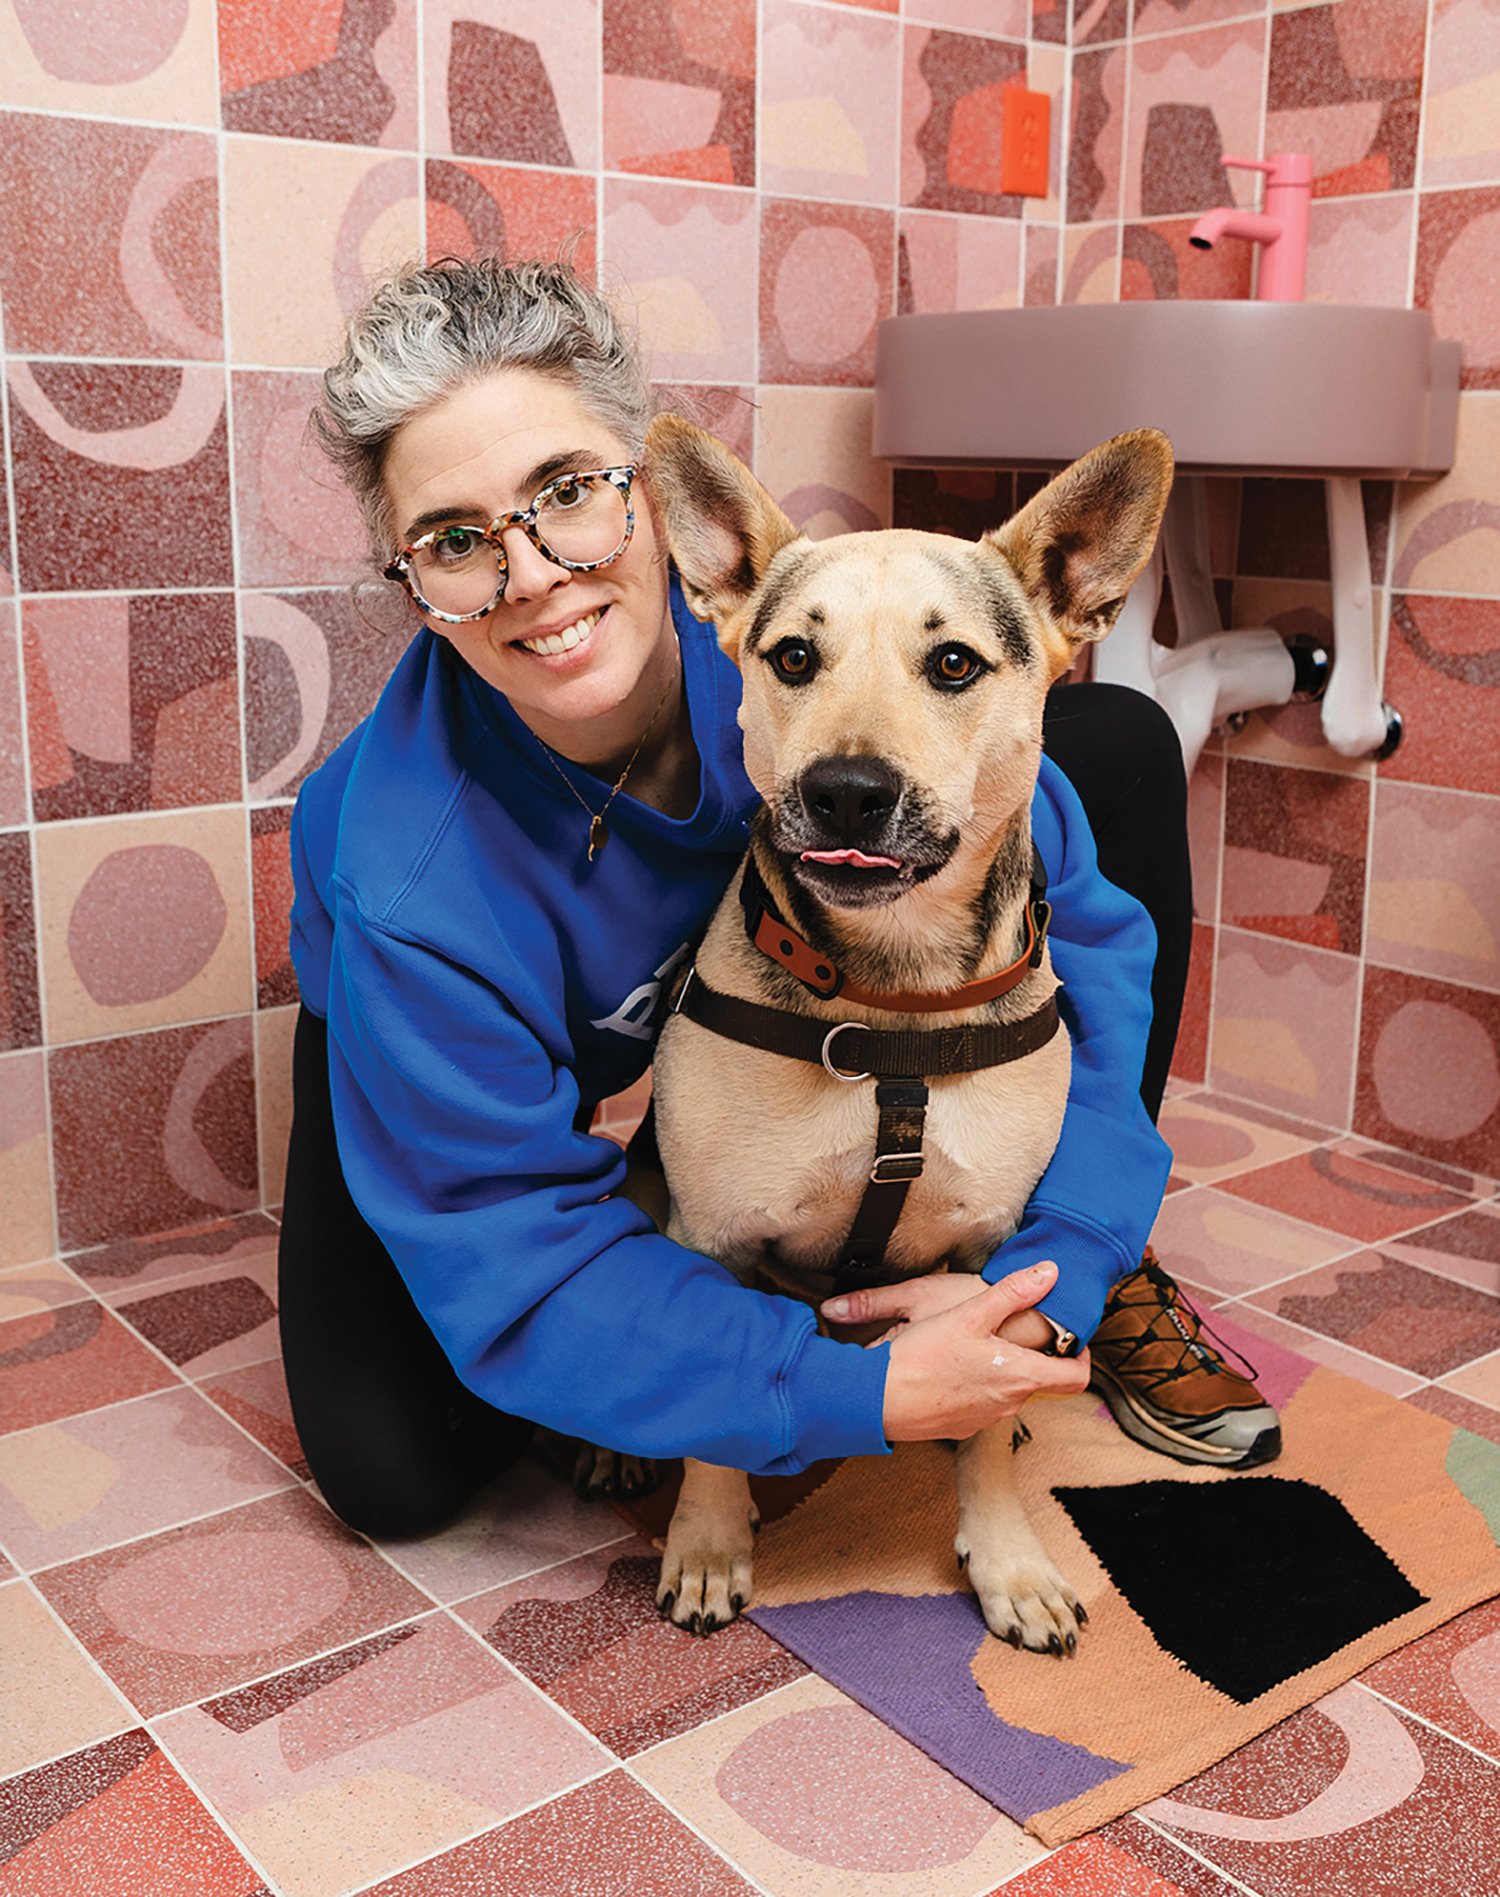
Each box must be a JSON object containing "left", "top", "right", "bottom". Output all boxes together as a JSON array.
[
  {"left": 1048, "top": 1633, "right": 1064, "bottom": 1658},
  {"left": 1075, "top": 1602, "right": 1089, "bottom": 1628},
  {"left": 730, "top": 1594, "right": 746, "bottom": 1615},
  {"left": 1011, "top": 1419, "right": 1032, "bottom": 1452},
  {"left": 657, "top": 1592, "right": 675, "bottom": 1619},
  {"left": 1064, "top": 1632, "right": 1077, "bottom": 1657},
  {"left": 1004, "top": 1629, "right": 1022, "bottom": 1650},
  {"left": 956, "top": 1550, "right": 969, "bottom": 1571}
]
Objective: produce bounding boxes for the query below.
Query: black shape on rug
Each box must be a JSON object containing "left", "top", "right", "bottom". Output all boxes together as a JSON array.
[{"left": 1051, "top": 1476, "right": 1428, "bottom": 1704}]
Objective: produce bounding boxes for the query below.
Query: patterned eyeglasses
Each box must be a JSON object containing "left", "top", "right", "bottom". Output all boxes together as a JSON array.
[{"left": 385, "top": 465, "right": 636, "bottom": 623}]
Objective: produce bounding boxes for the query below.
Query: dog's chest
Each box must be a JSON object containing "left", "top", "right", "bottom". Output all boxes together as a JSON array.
[{"left": 655, "top": 1011, "right": 1070, "bottom": 1275}]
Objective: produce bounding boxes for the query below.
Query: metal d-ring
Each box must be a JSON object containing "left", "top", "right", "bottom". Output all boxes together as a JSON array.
[{"left": 821, "top": 1021, "right": 871, "bottom": 1081}]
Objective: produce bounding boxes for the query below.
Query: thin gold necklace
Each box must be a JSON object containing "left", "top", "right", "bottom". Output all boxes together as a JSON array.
[{"left": 533, "top": 644, "right": 680, "bottom": 863}]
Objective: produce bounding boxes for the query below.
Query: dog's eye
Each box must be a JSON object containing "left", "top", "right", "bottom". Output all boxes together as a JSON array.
[
  {"left": 769, "top": 639, "right": 818, "bottom": 685},
  {"left": 927, "top": 644, "right": 986, "bottom": 691}
]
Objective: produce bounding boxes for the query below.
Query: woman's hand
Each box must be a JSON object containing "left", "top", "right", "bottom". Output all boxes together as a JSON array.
[{"left": 825, "top": 1262, "right": 1090, "bottom": 1442}]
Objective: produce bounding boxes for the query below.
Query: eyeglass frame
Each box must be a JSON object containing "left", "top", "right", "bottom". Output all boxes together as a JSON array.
[{"left": 383, "top": 464, "right": 638, "bottom": 624}]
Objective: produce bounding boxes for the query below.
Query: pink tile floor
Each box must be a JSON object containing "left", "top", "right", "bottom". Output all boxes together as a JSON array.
[{"left": 4, "top": 1088, "right": 1500, "bottom": 1896}]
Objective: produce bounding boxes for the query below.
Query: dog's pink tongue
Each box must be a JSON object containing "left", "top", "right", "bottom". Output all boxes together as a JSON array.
[{"left": 801, "top": 848, "right": 902, "bottom": 870}]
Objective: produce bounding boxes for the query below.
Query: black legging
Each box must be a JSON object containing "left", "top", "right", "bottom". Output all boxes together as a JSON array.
[{"left": 276, "top": 681, "right": 1191, "bottom": 1535}]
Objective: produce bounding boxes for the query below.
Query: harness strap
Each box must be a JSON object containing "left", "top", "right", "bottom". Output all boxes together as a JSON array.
[{"left": 671, "top": 971, "right": 1061, "bottom": 1077}]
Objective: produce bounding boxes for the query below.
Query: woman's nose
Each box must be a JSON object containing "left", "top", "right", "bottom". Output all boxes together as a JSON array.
[{"left": 499, "top": 525, "right": 569, "bottom": 601}]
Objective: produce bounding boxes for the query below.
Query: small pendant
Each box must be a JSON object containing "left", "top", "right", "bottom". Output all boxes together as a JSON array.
[{"left": 588, "top": 815, "right": 609, "bottom": 861}]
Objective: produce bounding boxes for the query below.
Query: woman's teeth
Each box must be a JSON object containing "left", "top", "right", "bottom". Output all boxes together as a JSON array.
[{"left": 519, "top": 610, "right": 600, "bottom": 657}]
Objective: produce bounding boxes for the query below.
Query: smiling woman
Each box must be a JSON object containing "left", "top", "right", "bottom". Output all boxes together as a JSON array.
[{"left": 276, "top": 255, "right": 1272, "bottom": 1558}]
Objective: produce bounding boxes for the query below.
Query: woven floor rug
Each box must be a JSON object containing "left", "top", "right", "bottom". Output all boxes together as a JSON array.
[{"left": 631, "top": 1313, "right": 1500, "bottom": 1846}]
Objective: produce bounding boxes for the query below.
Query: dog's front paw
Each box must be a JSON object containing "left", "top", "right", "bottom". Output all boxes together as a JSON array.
[
  {"left": 656, "top": 1505, "right": 760, "bottom": 1635},
  {"left": 572, "top": 1442, "right": 662, "bottom": 1501},
  {"left": 955, "top": 1530, "right": 1086, "bottom": 1658}
]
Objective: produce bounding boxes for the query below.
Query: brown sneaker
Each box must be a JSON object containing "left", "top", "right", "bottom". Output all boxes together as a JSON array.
[{"left": 1089, "top": 1253, "right": 1281, "bottom": 1468}]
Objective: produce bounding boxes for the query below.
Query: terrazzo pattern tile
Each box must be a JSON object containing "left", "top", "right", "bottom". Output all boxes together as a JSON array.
[
  {"left": 1266, "top": 0, "right": 1425, "bottom": 198},
  {"left": 361, "top": 1770, "right": 759, "bottom": 1895},
  {"left": 1158, "top": 1093, "right": 1320, "bottom": 1188},
  {"left": 1381, "top": 594, "right": 1500, "bottom": 798},
  {"left": 244, "top": 589, "right": 405, "bottom": 804},
  {"left": 32, "top": 1487, "right": 432, "bottom": 1719},
  {"left": 201, "top": 1355, "right": 311, "bottom": 1480},
  {"left": 1355, "top": 966, "right": 1500, "bottom": 1175},
  {"left": 0, "top": 1385, "right": 294, "bottom": 1570},
  {"left": 1222, "top": 758, "right": 1370, "bottom": 956},
  {"left": 602, "top": 178, "right": 759, "bottom": 386},
  {"left": 50, "top": 1020, "right": 261, "bottom": 1252},
  {"left": 154, "top": 1614, "right": 608, "bottom": 1897},
  {"left": 34, "top": 807, "right": 253, "bottom": 1047},
  {"left": 760, "top": 0, "right": 900, "bottom": 207},
  {"left": 102, "top": 1245, "right": 281, "bottom": 1381},
  {"left": 0, "top": 1729, "right": 273, "bottom": 1897},
  {"left": 0, "top": 1257, "right": 86, "bottom": 1319},
  {"left": 0, "top": 1301, "right": 177, "bottom": 1433},
  {"left": 1208, "top": 930, "right": 1361, "bottom": 1128},
  {"left": 630, "top": 1671, "right": 1047, "bottom": 1895},
  {"left": 1137, "top": 1683, "right": 1500, "bottom": 1896},
  {"left": 604, "top": 0, "right": 755, "bottom": 188},
  {"left": 460, "top": 1544, "right": 809, "bottom": 1756},
  {"left": 0, "top": 114, "right": 221, "bottom": 360},
  {"left": 0, "top": 1584, "right": 133, "bottom": 1783},
  {"left": 23, "top": 593, "right": 241, "bottom": 824},
  {"left": 219, "top": 0, "right": 418, "bottom": 149},
  {"left": 1147, "top": 1183, "right": 1359, "bottom": 1301},
  {"left": 374, "top": 1453, "right": 632, "bottom": 1606},
  {"left": 0, "top": 1048, "right": 52, "bottom": 1268},
  {"left": 1218, "top": 1138, "right": 1476, "bottom": 1245},
  {"left": 424, "top": 159, "right": 596, "bottom": 273},
  {"left": 1203, "top": 1298, "right": 1425, "bottom": 1397},
  {"left": 1249, "top": 1250, "right": 1500, "bottom": 1380},
  {"left": 7, "top": 362, "right": 233, "bottom": 595}
]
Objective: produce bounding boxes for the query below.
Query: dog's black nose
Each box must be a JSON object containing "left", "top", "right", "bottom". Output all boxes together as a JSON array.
[{"left": 799, "top": 755, "right": 902, "bottom": 842}]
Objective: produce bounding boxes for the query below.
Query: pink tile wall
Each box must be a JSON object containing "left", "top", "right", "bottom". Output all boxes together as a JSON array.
[{"left": 3, "top": 0, "right": 1500, "bottom": 1275}]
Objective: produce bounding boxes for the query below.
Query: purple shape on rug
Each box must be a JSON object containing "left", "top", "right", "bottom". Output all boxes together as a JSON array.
[{"left": 748, "top": 1590, "right": 1127, "bottom": 1822}]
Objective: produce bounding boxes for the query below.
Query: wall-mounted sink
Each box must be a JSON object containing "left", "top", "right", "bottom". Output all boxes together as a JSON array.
[
  {"left": 874, "top": 302, "right": 1459, "bottom": 481},
  {"left": 874, "top": 303, "right": 1462, "bottom": 769}
]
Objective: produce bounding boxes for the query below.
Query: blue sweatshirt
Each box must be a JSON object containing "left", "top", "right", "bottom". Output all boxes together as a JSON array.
[{"left": 289, "top": 580, "right": 1171, "bottom": 1474}]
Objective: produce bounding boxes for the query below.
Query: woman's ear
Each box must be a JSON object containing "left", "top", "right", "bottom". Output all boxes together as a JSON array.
[{"left": 645, "top": 414, "right": 804, "bottom": 655}]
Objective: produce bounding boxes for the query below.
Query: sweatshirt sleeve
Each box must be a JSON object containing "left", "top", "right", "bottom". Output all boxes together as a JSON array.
[
  {"left": 321, "top": 908, "right": 891, "bottom": 1475},
  {"left": 981, "top": 758, "right": 1173, "bottom": 1344}
]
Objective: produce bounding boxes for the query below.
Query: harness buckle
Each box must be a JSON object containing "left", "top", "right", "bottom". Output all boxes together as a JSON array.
[
  {"left": 821, "top": 1021, "right": 871, "bottom": 1082},
  {"left": 871, "top": 1152, "right": 924, "bottom": 1184}
]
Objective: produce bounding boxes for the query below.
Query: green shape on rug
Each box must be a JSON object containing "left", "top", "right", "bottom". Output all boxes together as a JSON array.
[{"left": 1446, "top": 1430, "right": 1500, "bottom": 1545}]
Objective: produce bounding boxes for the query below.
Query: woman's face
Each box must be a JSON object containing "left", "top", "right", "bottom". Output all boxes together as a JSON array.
[{"left": 382, "top": 368, "right": 672, "bottom": 748}]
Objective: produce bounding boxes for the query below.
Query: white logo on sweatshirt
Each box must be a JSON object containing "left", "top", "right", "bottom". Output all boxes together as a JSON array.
[{"left": 590, "top": 942, "right": 691, "bottom": 1041}]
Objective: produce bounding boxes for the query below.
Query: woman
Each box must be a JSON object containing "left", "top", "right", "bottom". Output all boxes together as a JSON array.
[{"left": 280, "top": 256, "right": 1277, "bottom": 1541}]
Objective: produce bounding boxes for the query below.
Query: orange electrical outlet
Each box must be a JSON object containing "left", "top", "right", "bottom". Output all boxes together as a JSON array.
[{"left": 1001, "top": 85, "right": 1050, "bottom": 198}]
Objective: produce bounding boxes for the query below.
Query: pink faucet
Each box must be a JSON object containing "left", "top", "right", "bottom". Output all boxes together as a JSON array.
[{"left": 1188, "top": 153, "right": 1312, "bottom": 301}]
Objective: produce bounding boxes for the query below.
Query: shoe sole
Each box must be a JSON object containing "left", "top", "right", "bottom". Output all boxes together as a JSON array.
[{"left": 1090, "top": 1365, "right": 1283, "bottom": 1469}]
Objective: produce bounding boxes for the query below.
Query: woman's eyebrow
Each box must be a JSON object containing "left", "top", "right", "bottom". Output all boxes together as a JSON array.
[{"left": 401, "top": 449, "right": 609, "bottom": 541}]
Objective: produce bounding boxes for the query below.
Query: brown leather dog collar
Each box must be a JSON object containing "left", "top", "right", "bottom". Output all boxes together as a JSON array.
[{"left": 739, "top": 851, "right": 1051, "bottom": 1015}]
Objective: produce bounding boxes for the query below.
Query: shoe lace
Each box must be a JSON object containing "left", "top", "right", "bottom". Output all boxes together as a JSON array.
[{"left": 1112, "top": 1260, "right": 1262, "bottom": 1390}]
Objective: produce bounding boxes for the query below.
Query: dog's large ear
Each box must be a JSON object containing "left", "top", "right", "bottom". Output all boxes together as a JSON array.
[
  {"left": 645, "top": 413, "right": 804, "bottom": 658},
  {"left": 985, "top": 429, "right": 1173, "bottom": 672}
]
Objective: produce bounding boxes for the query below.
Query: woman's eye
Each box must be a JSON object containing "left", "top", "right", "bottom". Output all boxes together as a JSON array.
[
  {"left": 928, "top": 644, "right": 985, "bottom": 690},
  {"left": 548, "top": 478, "right": 587, "bottom": 510},
  {"left": 432, "top": 528, "right": 485, "bottom": 564},
  {"left": 769, "top": 639, "right": 818, "bottom": 684}
]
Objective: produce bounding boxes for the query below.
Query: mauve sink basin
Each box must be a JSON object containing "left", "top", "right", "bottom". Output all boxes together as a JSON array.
[{"left": 874, "top": 302, "right": 1460, "bottom": 482}]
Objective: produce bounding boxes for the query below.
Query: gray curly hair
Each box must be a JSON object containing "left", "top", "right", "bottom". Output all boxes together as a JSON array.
[{"left": 313, "top": 255, "right": 655, "bottom": 563}]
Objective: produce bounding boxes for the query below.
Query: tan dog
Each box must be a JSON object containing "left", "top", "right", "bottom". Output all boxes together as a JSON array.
[{"left": 644, "top": 417, "right": 1173, "bottom": 1651}]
